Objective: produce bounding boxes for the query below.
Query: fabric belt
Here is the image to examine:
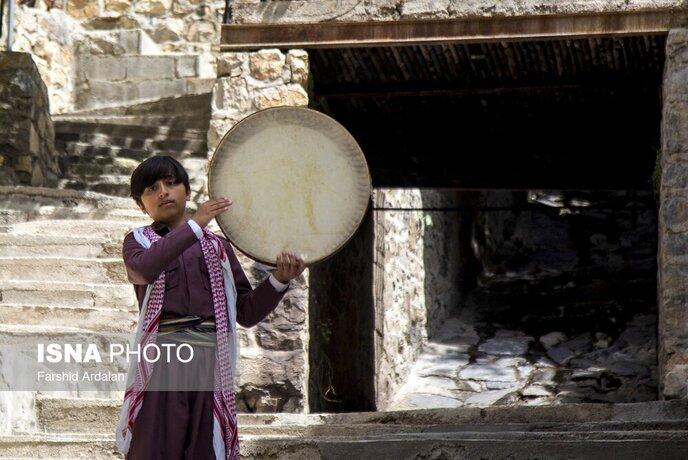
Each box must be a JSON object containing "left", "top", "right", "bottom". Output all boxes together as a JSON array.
[{"left": 158, "top": 315, "right": 216, "bottom": 347}]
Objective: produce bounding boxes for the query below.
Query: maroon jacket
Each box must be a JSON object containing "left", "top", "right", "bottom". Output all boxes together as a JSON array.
[{"left": 121, "top": 219, "right": 289, "bottom": 327}]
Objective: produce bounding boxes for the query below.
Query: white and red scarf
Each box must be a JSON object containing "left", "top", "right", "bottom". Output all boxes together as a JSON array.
[{"left": 115, "top": 223, "right": 240, "bottom": 459}]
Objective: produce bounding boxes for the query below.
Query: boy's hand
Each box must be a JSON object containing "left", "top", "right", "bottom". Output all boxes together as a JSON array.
[
  {"left": 192, "top": 197, "right": 233, "bottom": 228},
  {"left": 273, "top": 251, "right": 306, "bottom": 283}
]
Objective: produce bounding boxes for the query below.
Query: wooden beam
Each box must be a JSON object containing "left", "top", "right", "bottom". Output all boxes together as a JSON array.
[{"left": 221, "top": 9, "right": 688, "bottom": 51}]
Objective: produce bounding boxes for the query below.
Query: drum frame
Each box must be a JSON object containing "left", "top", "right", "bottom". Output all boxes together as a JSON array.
[{"left": 207, "top": 106, "right": 372, "bottom": 267}]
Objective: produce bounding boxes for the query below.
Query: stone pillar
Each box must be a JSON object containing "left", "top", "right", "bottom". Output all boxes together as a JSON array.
[
  {"left": 208, "top": 48, "right": 310, "bottom": 412},
  {"left": 0, "top": 52, "right": 59, "bottom": 187},
  {"left": 659, "top": 28, "right": 688, "bottom": 399},
  {"left": 373, "top": 189, "right": 462, "bottom": 410}
]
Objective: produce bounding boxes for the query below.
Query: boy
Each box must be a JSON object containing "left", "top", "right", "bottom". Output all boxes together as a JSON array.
[{"left": 115, "top": 155, "right": 305, "bottom": 459}]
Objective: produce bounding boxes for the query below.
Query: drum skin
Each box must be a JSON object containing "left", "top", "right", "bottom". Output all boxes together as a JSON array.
[{"left": 207, "top": 106, "right": 372, "bottom": 266}]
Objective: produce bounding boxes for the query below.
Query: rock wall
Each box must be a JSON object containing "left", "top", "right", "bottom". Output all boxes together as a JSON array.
[
  {"left": 210, "top": 47, "right": 310, "bottom": 412},
  {"left": 373, "top": 189, "right": 462, "bottom": 410},
  {"left": 1, "top": 7, "right": 79, "bottom": 114},
  {"left": 659, "top": 27, "right": 688, "bottom": 400},
  {"left": 231, "top": 0, "right": 684, "bottom": 24},
  {"left": 209, "top": 48, "right": 309, "bottom": 156},
  {"left": 236, "top": 257, "right": 309, "bottom": 412},
  {"left": 0, "top": 52, "right": 59, "bottom": 187}
]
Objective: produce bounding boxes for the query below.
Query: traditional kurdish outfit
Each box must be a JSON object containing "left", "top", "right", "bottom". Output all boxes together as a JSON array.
[{"left": 115, "top": 218, "right": 289, "bottom": 459}]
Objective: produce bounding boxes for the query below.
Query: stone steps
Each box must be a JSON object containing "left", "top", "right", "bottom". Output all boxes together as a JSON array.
[
  {"left": 0, "top": 186, "right": 146, "bottom": 225},
  {"left": 33, "top": 396, "right": 688, "bottom": 435},
  {"left": 61, "top": 142, "right": 203, "bottom": 161},
  {"left": 0, "top": 434, "right": 122, "bottom": 459},
  {"left": 0, "top": 304, "right": 137, "bottom": 332},
  {"left": 55, "top": 119, "right": 207, "bottom": 142},
  {"left": 58, "top": 175, "right": 133, "bottom": 197},
  {"left": 0, "top": 234, "right": 115, "bottom": 258},
  {"left": 53, "top": 93, "right": 212, "bottom": 120},
  {"left": 3, "top": 219, "right": 140, "bottom": 238},
  {"left": 13, "top": 399, "right": 688, "bottom": 458},
  {"left": 0, "top": 280, "right": 134, "bottom": 310},
  {"left": 2, "top": 430, "right": 687, "bottom": 459},
  {"left": 58, "top": 131, "right": 207, "bottom": 153},
  {"left": 0, "top": 257, "right": 126, "bottom": 284},
  {"left": 53, "top": 114, "right": 210, "bottom": 130}
]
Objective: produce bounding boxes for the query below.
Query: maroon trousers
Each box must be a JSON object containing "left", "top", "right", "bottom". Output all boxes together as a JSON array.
[{"left": 126, "top": 338, "right": 218, "bottom": 459}]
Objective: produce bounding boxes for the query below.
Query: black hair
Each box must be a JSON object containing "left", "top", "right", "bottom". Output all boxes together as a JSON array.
[{"left": 130, "top": 155, "right": 190, "bottom": 205}]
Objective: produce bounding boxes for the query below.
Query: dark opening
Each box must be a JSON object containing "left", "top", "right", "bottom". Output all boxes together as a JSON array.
[{"left": 308, "top": 35, "right": 663, "bottom": 411}]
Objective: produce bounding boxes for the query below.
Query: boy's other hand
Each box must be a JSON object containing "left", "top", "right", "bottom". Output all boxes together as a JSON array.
[
  {"left": 192, "top": 197, "right": 233, "bottom": 228},
  {"left": 274, "top": 251, "right": 306, "bottom": 283}
]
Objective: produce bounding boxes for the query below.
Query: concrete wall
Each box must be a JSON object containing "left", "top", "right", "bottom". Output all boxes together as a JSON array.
[
  {"left": 659, "top": 27, "right": 688, "bottom": 400},
  {"left": 373, "top": 189, "right": 461, "bottom": 410}
]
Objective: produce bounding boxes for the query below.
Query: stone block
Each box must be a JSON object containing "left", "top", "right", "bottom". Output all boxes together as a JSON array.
[
  {"left": 662, "top": 159, "right": 688, "bottom": 188},
  {"left": 249, "top": 49, "right": 286, "bottom": 81},
  {"left": 211, "top": 76, "right": 251, "bottom": 115},
  {"left": 662, "top": 100, "right": 688, "bottom": 155},
  {"left": 134, "top": 0, "right": 172, "bottom": 16},
  {"left": 66, "top": 0, "right": 100, "bottom": 20},
  {"left": 217, "top": 53, "right": 247, "bottom": 78},
  {"left": 136, "top": 79, "right": 187, "bottom": 100},
  {"left": 185, "top": 19, "right": 216, "bottom": 42},
  {"left": 125, "top": 56, "right": 176, "bottom": 81},
  {"left": 81, "top": 56, "right": 127, "bottom": 82},
  {"left": 286, "top": 49, "right": 309, "bottom": 85},
  {"left": 254, "top": 84, "right": 308, "bottom": 110},
  {"left": 185, "top": 78, "right": 215, "bottom": 94},
  {"left": 661, "top": 195, "right": 688, "bottom": 233},
  {"left": 176, "top": 56, "right": 198, "bottom": 78},
  {"left": 77, "top": 80, "right": 135, "bottom": 109},
  {"left": 663, "top": 364, "right": 688, "bottom": 398},
  {"left": 151, "top": 18, "right": 186, "bottom": 43},
  {"left": 103, "top": 0, "right": 131, "bottom": 14}
]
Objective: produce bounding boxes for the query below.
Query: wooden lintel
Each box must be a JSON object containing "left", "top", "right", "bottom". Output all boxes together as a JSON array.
[{"left": 220, "top": 9, "right": 688, "bottom": 51}]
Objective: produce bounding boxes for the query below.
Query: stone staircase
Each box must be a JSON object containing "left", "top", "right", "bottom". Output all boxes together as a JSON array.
[
  {"left": 2, "top": 394, "right": 688, "bottom": 458},
  {"left": 52, "top": 27, "right": 214, "bottom": 201},
  {"left": 53, "top": 92, "right": 211, "bottom": 200}
]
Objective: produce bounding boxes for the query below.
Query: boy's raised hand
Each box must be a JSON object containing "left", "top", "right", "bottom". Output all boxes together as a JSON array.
[
  {"left": 273, "top": 251, "right": 306, "bottom": 283},
  {"left": 192, "top": 197, "right": 233, "bottom": 228}
]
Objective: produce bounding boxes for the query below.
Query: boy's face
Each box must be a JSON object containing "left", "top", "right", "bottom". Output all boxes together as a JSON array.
[{"left": 137, "top": 175, "right": 190, "bottom": 222}]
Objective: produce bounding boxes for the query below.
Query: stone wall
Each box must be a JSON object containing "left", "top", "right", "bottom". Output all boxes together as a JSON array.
[
  {"left": 659, "top": 27, "right": 688, "bottom": 400},
  {"left": 1, "top": 7, "right": 79, "bottom": 114},
  {"left": 236, "top": 257, "right": 309, "bottom": 412},
  {"left": 1, "top": 0, "right": 224, "bottom": 113},
  {"left": 231, "top": 0, "right": 684, "bottom": 24},
  {"left": 0, "top": 52, "right": 59, "bottom": 187},
  {"left": 373, "top": 189, "right": 462, "bottom": 410},
  {"left": 209, "top": 48, "right": 309, "bottom": 157},
  {"left": 210, "top": 47, "right": 310, "bottom": 412}
]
